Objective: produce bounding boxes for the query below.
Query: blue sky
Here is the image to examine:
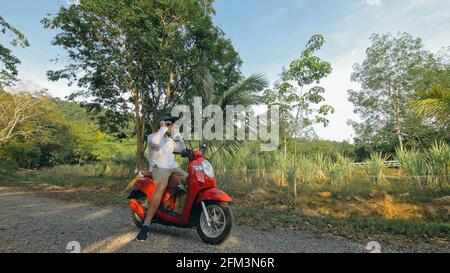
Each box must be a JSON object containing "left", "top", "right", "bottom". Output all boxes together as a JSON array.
[{"left": 2, "top": 0, "right": 450, "bottom": 141}]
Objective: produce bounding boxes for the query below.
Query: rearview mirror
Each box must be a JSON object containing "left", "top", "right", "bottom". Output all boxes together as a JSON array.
[{"left": 199, "top": 144, "right": 207, "bottom": 154}]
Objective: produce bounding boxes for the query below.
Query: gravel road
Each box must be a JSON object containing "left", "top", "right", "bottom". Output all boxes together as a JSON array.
[{"left": 0, "top": 187, "right": 447, "bottom": 253}]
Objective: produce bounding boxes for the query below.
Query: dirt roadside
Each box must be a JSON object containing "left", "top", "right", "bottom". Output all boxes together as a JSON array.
[{"left": 0, "top": 187, "right": 447, "bottom": 253}]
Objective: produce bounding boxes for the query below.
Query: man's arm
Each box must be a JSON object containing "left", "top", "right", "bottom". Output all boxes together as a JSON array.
[
  {"left": 173, "top": 136, "right": 186, "bottom": 153},
  {"left": 148, "top": 126, "right": 169, "bottom": 147},
  {"left": 171, "top": 125, "right": 186, "bottom": 153}
]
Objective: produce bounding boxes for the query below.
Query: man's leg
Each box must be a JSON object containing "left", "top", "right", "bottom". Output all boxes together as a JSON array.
[
  {"left": 170, "top": 168, "right": 188, "bottom": 214},
  {"left": 172, "top": 167, "right": 188, "bottom": 184},
  {"left": 136, "top": 168, "right": 170, "bottom": 242},
  {"left": 166, "top": 167, "right": 188, "bottom": 189}
]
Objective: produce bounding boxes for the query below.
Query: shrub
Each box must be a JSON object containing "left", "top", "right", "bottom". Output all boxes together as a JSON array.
[
  {"left": 365, "top": 152, "right": 387, "bottom": 186},
  {"left": 327, "top": 154, "right": 353, "bottom": 186},
  {"left": 396, "top": 149, "right": 429, "bottom": 190},
  {"left": 427, "top": 142, "right": 450, "bottom": 189}
]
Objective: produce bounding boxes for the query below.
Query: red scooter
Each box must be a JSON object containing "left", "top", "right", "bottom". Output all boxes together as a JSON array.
[{"left": 127, "top": 145, "right": 234, "bottom": 245}]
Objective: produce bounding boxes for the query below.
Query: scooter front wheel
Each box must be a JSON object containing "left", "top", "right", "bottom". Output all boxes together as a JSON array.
[
  {"left": 131, "top": 211, "right": 144, "bottom": 228},
  {"left": 195, "top": 202, "right": 234, "bottom": 245},
  {"left": 130, "top": 197, "right": 147, "bottom": 228}
]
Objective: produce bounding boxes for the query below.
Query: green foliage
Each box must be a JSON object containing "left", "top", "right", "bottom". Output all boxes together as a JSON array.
[
  {"left": 294, "top": 154, "right": 317, "bottom": 186},
  {"left": 282, "top": 34, "right": 332, "bottom": 87},
  {"left": 198, "top": 73, "right": 268, "bottom": 160},
  {"left": 409, "top": 84, "right": 450, "bottom": 129},
  {"left": 396, "top": 149, "right": 430, "bottom": 190},
  {"left": 1, "top": 132, "right": 74, "bottom": 168},
  {"left": 427, "top": 142, "right": 450, "bottom": 187},
  {"left": 332, "top": 214, "right": 450, "bottom": 241},
  {"left": 348, "top": 32, "right": 446, "bottom": 152},
  {"left": 0, "top": 91, "right": 76, "bottom": 168},
  {"left": 39, "top": 161, "right": 135, "bottom": 181},
  {"left": 42, "top": 0, "right": 243, "bottom": 168},
  {"left": 261, "top": 34, "right": 335, "bottom": 194},
  {"left": 91, "top": 132, "right": 136, "bottom": 162},
  {"left": 326, "top": 154, "right": 353, "bottom": 186},
  {"left": 1, "top": 92, "right": 137, "bottom": 169},
  {"left": 295, "top": 140, "right": 356, "bottom": 159},
  {"left": 56, "top": 99, "right": 136, "bottom": 164},
  {"left": 365, "top": 152, "right": 387, "bottom": 185},
  {"left": 395, "top": 143, "right": 449, "bottom": 191},
  {"left": 263, "top": 34, "right": 334, "bottom": 139},
  {"left": 0, "top": 16, "right": 29, "bottom": 88}
]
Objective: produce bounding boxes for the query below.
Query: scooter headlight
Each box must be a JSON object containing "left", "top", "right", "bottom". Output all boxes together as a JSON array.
[{"left": 202, "top": 160, "right": 215, "bottom": 178}]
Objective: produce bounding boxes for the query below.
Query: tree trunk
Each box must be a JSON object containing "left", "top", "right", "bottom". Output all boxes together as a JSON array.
[
  {"left": 284, "top": 134, "right": 287, "bottom": 160},
  {"left": 136, "top": 117, "right": 146, "bottom": 171},
  {"left": 389, "top": 85, "right": 404, "bottom": 152},
  {"left": 281, "top": 134, "right": 287, "bottom": 188},
  {"left": 133, "top": 88, "right": 146, "bottom": 172},
  {"left": 293, "top": 140, "right": 297, "bottom": 198},
  {"left": 394, "top": 104, "right": 404, "bottom": 151}
]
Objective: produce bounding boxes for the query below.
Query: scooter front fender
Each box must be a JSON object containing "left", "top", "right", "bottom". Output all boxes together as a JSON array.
[{"left": 195, "top": 188, "right": 233, "bottom": 205}]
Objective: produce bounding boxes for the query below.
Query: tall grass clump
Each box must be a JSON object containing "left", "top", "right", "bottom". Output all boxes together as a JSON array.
[
  {"left": 327, "top": 154, "right": 353, "bottom": 186},
  {"left": 37, "top": 154, "right": 137, "bottom": 184},
  {"left": 396, "top": 149, "right": 428, "bottom": 190},
  {"left": 313, "top": 152, "right": 329, "bottom": 181},
  {"left": 427, "top": 142, "right": 450, "bottom": 189},
  {"left": 295, "top": 154, "right": 318, "bottom": 187},
  {"left": 365, "top": 152, "right": 387, "bottom": 186}
]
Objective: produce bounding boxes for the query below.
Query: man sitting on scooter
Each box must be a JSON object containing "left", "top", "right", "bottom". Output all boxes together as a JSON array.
[{"left": 136, "top": 115, "right": 188, "bottom": 242}]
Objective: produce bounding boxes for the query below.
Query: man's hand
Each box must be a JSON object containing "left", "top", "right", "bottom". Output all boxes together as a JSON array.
[
  {"left": 171, "top": 125, "right": 183, "bottom": 142},
  {"left": 171, "top": 124, "right": 180, "bottom": 135},
  {"left": 159, "top": 120, "right": 167, "bottom": 128}
]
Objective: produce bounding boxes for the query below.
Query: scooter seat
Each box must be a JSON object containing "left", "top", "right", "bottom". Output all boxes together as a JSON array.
[{"left": 143, "top": 171, "right": 153, "bottom": 178}]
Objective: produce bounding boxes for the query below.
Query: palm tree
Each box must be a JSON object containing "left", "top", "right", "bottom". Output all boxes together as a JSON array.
[
  {"left": 409, "top": 84, "right": 450, "bottom": 129},
  {"left": 196, "top": 72, "right": 268, "bottom": 160}
]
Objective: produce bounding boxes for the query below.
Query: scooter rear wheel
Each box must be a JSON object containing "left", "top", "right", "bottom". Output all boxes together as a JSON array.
[{"left": 195, "top": 202, "right": 234, "bottom": 245}]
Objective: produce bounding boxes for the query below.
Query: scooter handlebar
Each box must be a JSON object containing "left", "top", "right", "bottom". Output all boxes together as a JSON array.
[
  {"left": 174, "top": 149, "right": 195, "bottom": 160},
  {"left": 173, "top": 143, "right": 206, "bottom": 160}
]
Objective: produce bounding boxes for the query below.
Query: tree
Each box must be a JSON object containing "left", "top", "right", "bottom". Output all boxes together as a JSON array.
[
  {"left": 0, "top": 16, "right": 29, "bottom": 88},
  {"left": 348, "top": 32, "right": 433, "bottom": 151},
  {"left": 412, "top": 47, "right": 450, "bottom": 92},
  {"left": 279, "top": 34, "right": 334, "bottom": 136},
  {"left": 264, "top": 34, "right": 334, "bottom": 149},
  {"left": 409, "top": 84, "right": 450, "bottom": 129},
  {"left": 42, "top": 0, "right": 242, "bottom": 169},
  {"left": 262, "top": 34, "right": 334, "bottom": 195},
  {"left": 409, "top": 47, "right": 450, "bottom": 130},
  {"left": 198, "top": 73, "right": 268, "bottom": 159},
  {"left": 0, "top": 90, "right": 57, "bottom": 144},
  {"left": 0, "top": 90, "right": 74, "bottom": 168},
  {"left": 54, "top": 99, "right": 137, "bottom": 164}
]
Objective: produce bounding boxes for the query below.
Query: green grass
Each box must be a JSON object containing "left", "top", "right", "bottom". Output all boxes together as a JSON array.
[
  {"left": 0, "top": 161, "right": 132, "bottom": 192},
  {"left": 234, "top": 206, "right": 450, "bottom": 242},
  {"left": 365, "top": 152, "right": 387, "bottom": 186},
  {"left": 222, "top": 172, "right": 449, "bottom": 245},
  {"left": 428, "top": 142, "right": 450, "bottom": 188},
  {"left": 328, "top": 214, "right": 450, "bottom": 240},
  {"left": 396, "top": 143, "right": 450, "bottom": 191},
  {"left": 326, "top": 154, "right": 353, "bottom": 186},
  {"left": 0, "top": 161, "right": 19, "bottom": 183}
]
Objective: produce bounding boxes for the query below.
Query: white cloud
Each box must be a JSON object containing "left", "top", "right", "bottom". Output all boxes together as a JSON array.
[{"left": 366, "top": 0, "right": 381, "bottom": 6}]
